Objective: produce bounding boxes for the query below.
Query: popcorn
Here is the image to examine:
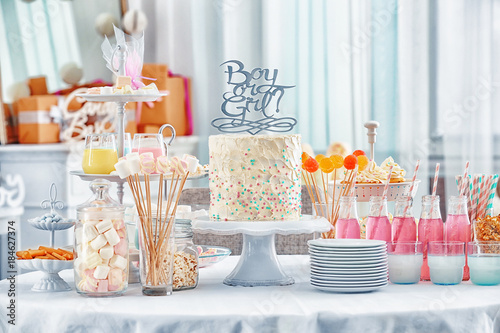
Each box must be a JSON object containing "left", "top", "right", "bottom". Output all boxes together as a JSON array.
[{"left": 168, "top": 251, "right": 198, "bottom": 290}]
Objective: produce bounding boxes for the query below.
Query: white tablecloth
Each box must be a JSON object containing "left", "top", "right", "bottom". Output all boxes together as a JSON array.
[{"left": 1, "top": 255, "right": 500, "bottom": 333}]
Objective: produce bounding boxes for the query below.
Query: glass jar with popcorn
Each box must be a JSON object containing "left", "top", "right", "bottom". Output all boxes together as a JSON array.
[
  {"left": 173, "top": 219, "right": 199, "bottom": 291},
  {"left": 74, "top": 179, "right": 128, "bottom": 297}
]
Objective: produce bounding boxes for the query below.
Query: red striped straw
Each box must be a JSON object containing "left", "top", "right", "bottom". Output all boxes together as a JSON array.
[
  {"left": 459, "top": 161, "right": 470, "bottom": 196},
  {"left": 378, "top": 166, "right": 393, "bottom": 217},
  {"left": 432, "top": 163, "right": 440, "bottom": 196},
  {"left": 403, "top": 160, "right": 420, "bottom": 217}
]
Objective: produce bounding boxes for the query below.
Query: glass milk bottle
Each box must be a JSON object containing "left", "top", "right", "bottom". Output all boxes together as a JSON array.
[
  {"left": 74, "top": 179, "right": 128, "bottom": 297},
  {"left": 392, "top": 196, "right": 417, "bottom": 242},
  {"left": 335, "top": 196, "right": 360, "bottom": 239},
  {"left": 418, "top": 195, "right": 444, "bottom": 281},
  {"left": 366, "top": 196, "right": 391, "bottom": 242},
  {"left": 445, "top": 196, "right": 470, "bottom": 280}
]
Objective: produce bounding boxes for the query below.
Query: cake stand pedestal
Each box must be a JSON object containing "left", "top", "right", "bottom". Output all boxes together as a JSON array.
[{"left": 192, "top": 216, "right": 331, "bottom": 287}]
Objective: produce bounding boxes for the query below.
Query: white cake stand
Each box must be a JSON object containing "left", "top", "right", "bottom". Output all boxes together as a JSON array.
[{"left": 192, "top": 215, "right": 331, "bottom": 287}]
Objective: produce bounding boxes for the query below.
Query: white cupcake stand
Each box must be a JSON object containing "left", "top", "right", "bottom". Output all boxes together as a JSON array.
[{"left": 192, "top": 216, "right": 330, "bottom": 287}]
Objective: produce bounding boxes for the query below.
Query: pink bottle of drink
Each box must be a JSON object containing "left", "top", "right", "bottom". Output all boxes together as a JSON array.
[
  {"left": 335, "top": 196, "right": 360, "bottom": 239},
  {"left": 366, "top": 196, "right": 391, "bottom": 242},
  {"left": 418, "top": 195, "right": 444, "bottom": 281},
  {"left": 445, "top": 195, "right": 470, "bottom": 280},
  {"left": 392, "top": 196, "right": 417, "bottom": 242}
]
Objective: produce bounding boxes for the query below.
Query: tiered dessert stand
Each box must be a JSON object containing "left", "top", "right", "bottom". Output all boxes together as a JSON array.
[
  {"left": 192, "top": 216, "right": 331, "bottom": 286},
  {"left": 17, "top": 184, "right": 75, "bottom": 292}
]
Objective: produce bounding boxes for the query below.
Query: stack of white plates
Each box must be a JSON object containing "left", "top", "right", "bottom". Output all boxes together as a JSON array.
[{"left": 308, "top": 239, "right": 388, "bottom": 293}]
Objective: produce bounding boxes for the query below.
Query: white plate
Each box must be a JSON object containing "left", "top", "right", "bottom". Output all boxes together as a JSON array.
[
  {"left": 311, "top": 282, "right": 388, "bottom": 293},
  {"left": 308, "top": 245, "right": 386, "bottom": 252},
  {"left": 310, "top": 264, "right": 387, "bottom": 273},
  {"left": 310, "top": 258, "right": 388, "bottom": 265},
  {"left": 309, "top": 253, "right": 387, "bottom": 261},
  {"left": 308, "top": 239, "right": 386, "bottom": 248},
  {"left": 309, "top": 250, "right": 386, "bottom": 258},
  {"left": 311, "top": 270, "right": 388, "bottom": 280},
  {"left": 311, "top": 277, "right": 387, "bottom": 287},
  {"left": 311, "top": 261, "right": 388, "bottom": 269},
  {"left": 311, "top": 279, "right": 388, "bottom": 287},
  {"left": 311, "top": 274, "right": 387, "bottom": 283}
]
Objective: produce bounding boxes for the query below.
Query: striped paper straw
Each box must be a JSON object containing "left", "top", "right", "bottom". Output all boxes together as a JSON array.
[
  {"left": 478, "top": 175, "right": 488, "bottom": 219},
  {"left": 459, "top": 161, "right": 470, "bottom": 196},
  {"left": 432, "top": 163, "right": 440, "bottom": 196},
  {"left": 378, "top": 166, "right": 393, "bottom": 217},
  {"left": 471, "top": 175, "right": 479, "bottom": 222},
  {"left": 486, "top": 175, "right": 499, "bottom": 213},
  {"left": 403, "top": 160, "right": 420, "bottom": 217}
]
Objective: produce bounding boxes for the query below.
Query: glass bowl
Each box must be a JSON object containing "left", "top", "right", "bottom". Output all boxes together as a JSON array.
[{"left": 197, "top": 245, "right": 232, "bottom": 268}]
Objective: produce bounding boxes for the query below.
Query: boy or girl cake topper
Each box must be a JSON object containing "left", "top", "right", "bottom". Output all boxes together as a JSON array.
[{"left": 211, "top": 60, "right": 297, "bottom": 135}]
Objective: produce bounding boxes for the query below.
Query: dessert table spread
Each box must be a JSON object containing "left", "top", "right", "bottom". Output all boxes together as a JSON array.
[{"left": 2, "top": 255, "right": 500, "bottom": 333}]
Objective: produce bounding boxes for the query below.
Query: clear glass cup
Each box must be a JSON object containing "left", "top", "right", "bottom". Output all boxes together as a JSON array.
[
  {"left": 137, "top": 214, "right": 175, "bottom": 296},
  {"left": 366, "top": 196, "right": 391, "bottom": 242},
  {"left": 428, "top": 241, "right": 465, "bottom": 285},
  {"left": 387, "top": 242, "right": 423, "bottom": 284},
  {"left": 445, "top": 196, "right": 470, "bottom": 280},
  {"left": 392, "top": 196, "right": 417, "bottom": 242},
  {"left": 335, "top": 196, "right": 360, "bottom": 239},
  {"left": 82, "top": 133, "right": 118, "bottom": 174},
  {"left": 418, "top": 195, "right": 444, "bottom": 281},
  {"left": 132, "top": 133, "right": 167, "bottom": 159},
  {"left": 468, "top": 241, "right": 500, "bottom": 286}
]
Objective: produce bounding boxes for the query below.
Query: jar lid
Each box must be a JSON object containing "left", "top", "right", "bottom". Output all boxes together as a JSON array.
[
  {"left": 77, "top": 179, "right": 124, "bottom": 212},
  {"left": 175, "top": 219, "right": 193, "bottom": 238}
]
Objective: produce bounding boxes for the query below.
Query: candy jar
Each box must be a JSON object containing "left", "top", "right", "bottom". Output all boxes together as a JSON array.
[
  {"left": 335, "top": 196, "right": 360, "bottom": 239},
  {"left": 419, "top": 195, "right": 444, "bottom": 281},
  {"left": 392, "top": 196, "right": 417, "bottom": 242},
  {"left": 74, "top": 179, "right": 128, "bottom": 297},
  {"left": 366, "top": 196, "right": 391, "bottom": 242},
  {"left": 173, "top": 219, "right": 199, "bottom": 291},
  {"left": 445, "top": 195, "right": 470, "bottom": 280}
]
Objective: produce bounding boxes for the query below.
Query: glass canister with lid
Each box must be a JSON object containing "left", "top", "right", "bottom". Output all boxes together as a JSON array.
[
  {"left": 74, "top": 179, "right": 128, "bottom": 296},
  {"left": 173, "top": 219, "right": 199, "bottom": 291}
]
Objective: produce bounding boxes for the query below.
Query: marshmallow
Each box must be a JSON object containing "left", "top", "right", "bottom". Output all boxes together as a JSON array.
[
  {"left": 108, "top": 268, "right": 123, "bottom": 291},
  {"left": 87, "top": 87, "right": 101, "bottom": 94},
  {"left": 114, "top": 238, "right": 128, "bottom": 257},
  {"left": 134, "top": 88, "right": 145, "bottom": 95},
  {"left": 114, "top": 159, "right": 131, "bottom": 179},
  {"left": 97, "top": 279, "right": 109, "bottom": 292},
  {"left": 104, "top": 228, "right": 120, "bottom": 246},
  {"left": 116, "top": 76, "right": 131, "bottom": 88},
  {"left": 83, "top": 223, "right": 99, "bottom": 242},
  {"left": 140, "top": 153, "right": 157, "bottom": 174},
  {"left": 75, "top": 227, "right": 83, "bottom": 244},
  {"left": 156, "top": 155, "right": 170, "bottom": 174},
  {"left": 85, "top": 252, "right": 102, "bottom": 269},
  {"left": 102, "top": 259, "right": 110, "bottom": 266},
  {"left": 74, "top": 257, "right": 84, "bottom": 274},
  {"left": 141, "top": 83, "right": 159, "bottom": 94},
  {"left": 117, "top": 227, "right": 126, "bottom": 239},
  {"left": 110, "top": 255, "right": 127, "bottom": 270},
  {"left": 183, "top": 155, "right": 200, "bottom": 173},
  {"left": 128, "top": 155, "right": 141, "bottom": 174},
  {"left": 99, "top": 244, "right": 114, "bottom": 260},
  {"left": 127, "top": 152, "right": 140, "bottom": 159},
  {"left": 112, "top": 219, "right": 125, "bottom": 230},
  {"left": 100, "top": 86, "right": 113, "bottom": 94},
  {"left": 176, "top": 205, "right": 192, "bottom": 213},
  {"left": 90, "top": 234, "right": 108, "bottom": 250},
  {"left": 96, "top": 219, "right": 113, "bottom": 234},
  {"left": 93, "top": 264, "right": 110, "bottom": 279}
]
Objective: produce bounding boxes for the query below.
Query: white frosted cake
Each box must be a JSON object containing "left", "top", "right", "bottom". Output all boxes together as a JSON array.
[{"left": 209, "top": 134, "right": 301, "bottom": 221}]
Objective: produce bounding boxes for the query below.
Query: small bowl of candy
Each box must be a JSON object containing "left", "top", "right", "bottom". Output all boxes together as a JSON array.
[
  {"left": 28, "top": 213, "right": 75, "bottom": 231},
  {"left": 197, "top": 245, "right": 231, "bottom": 268}
]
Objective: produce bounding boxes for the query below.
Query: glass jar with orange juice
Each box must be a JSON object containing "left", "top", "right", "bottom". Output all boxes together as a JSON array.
[{"left": 82, "top": 134, "right": 119, "bottom": 174}]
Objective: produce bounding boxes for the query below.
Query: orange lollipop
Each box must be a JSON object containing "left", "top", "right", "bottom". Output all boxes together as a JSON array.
[
  {"left": 353, "top": 150, "right": 366, "bottom": 157},
  {"left": 330, "top": 154, "right": 344, "bottom": 169},
  {"left": 357, "top": 155, "right": 369, "bottom": 171},
  {"left": 343, "top": 154, "right": 358, "bottom": 170},
  {"left": 301, "top": 152, "right": 310, "bottom": 162},
  {"left": 303, "top": 157, "right": 319, "bottom": 173},
  {"left": 319, "top": 158, "right": 334, "bottom": 173},
  {"left": 315, "top": 154, "right": 326, "bottom": 163}
]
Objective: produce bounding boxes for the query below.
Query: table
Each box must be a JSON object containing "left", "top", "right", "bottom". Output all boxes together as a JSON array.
[{"left": 1, "top": 255, "right": 500, "bottom": 332}]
